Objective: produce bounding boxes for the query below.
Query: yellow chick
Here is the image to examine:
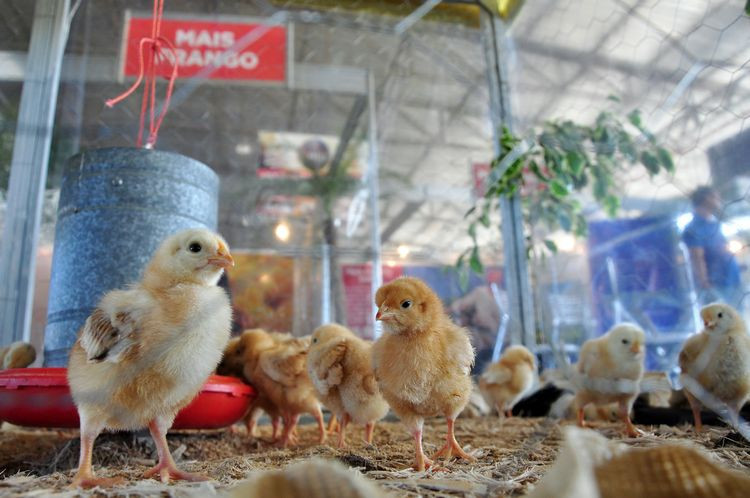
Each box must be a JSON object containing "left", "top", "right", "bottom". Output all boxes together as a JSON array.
[
  {"left": 307, "top": 323, "right": 389, "bottom": 448},
  {"left": 67, "top": 228, "right": 234, "bottom": 488},
  {"left": 249, "top": 334, "right": 326, "bottom": 447},
  {"left": 479, "top": 345, "right": 536, "bottom": 417},
  {"left": 574, "top": 323, "right": 646, "bottom": 437},
  {"left": 217, "top": 330, "right": 284, "bottom": 441},
  {"left": 372, "top": 276, "right": 475, "bottom": 471},
  {"left": 0, "top": 342, "right": 36, "bottom": 369},
  {"left": 679, "top": 302, "right": 750, "bottom": 432},
  {"left": 228, "top": 458, "right": 386, "bottom": 498}
]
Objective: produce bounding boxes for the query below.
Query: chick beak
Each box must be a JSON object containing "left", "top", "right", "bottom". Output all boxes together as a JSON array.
[
  {"left": 208, "top": 245, "right": 235, "bottom": 269},
  {"left": 376, "top": 310, "right": 383, "bottom": 321},
  {"left": 630, "top": 341, "right": 642, "bottom": 355}
]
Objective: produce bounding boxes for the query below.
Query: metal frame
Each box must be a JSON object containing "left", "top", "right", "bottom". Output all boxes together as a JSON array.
[{"left": 0, "top": 0, "right": 71, "bottom": 346}]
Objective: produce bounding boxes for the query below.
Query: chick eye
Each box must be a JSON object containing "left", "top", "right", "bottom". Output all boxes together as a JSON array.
[
  {"left": 718, "top": 312, "right": 723, "bottom": 318},
  {"left": 621, "top": 339, "right": 629, "bottom": 344},
  {"left": 188, "top": 242, "right": 202, "bottom": 253},
  {"left": 312, "top": 338, "right": 318, "bottom": 344},
  {"left": 401, "top": 300, "right": 412, "bottom": 309}
]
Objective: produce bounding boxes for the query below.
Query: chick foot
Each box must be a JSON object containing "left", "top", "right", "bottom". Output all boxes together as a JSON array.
[
  {"left": 431, "top": 418, "right": 476, "bottom": 463},
  {"left": 144, "top": 462, "right": 208, "bottom": 483},
  {"left": 70, "top": 473, "right": 125, "bottom": 489}
]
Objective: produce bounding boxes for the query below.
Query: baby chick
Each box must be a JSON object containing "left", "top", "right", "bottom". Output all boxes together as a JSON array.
[
  {"left": 217, "top": 330, "right": 284, "bottom": 441},
  {"left": 0, "top": 341, "right": 36, "bottom": 369},
  {"left": 250, "top": 333, "right": 326, "bottom": 447},
  {"left": 307, "top": 323, "right": 389, "bottom": 448},
  {"left": 67, "top": 228, "right": 234, "bottom": 488},
  {"left": 574, "top": 323, "right": 646, "bottom": 437},
  {"left": 372, "top": 276, "right": 475, "bottom": 471},
  {"left": 679, "top": 302, "right": 750, "bottom": 432},
  {"left": 479, "top": 345, "right": 536, "bottom": 417}
]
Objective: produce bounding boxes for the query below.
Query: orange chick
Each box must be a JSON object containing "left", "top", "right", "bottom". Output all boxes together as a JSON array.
[
  {"left": 249, "top": 333, "right": 326, "bottom": 447},
  {"left": 216, "top": 330, "right": 284, "bottom": 441},
  {"left": 67, "top": 228, "right": 234, "bottom": 488},
  {"left": 479, "top": 345, "right": 536, "bottom": 417},
  {"left": 307, "top": 323, "right": 389, "bottom": 448},
  {"left": 679, "top": 302, "right": 750, "bottom": 432},
  {"left": 0, "top": 341, "right": 36, "bottom": 369},
  {"left": 574, "top": 323, "right": 646, "bottom": 437},
  {"left": 372, "top": 277, "right": 475, "bottom": 471}
]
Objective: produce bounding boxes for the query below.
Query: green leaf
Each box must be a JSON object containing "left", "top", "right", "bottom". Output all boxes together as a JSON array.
[
  {"left": 607, "top": 95, "right": 621, "bottom": 103},
  {"left": 603, "top": 194, "right": 620, "bottom": 217},
  {"left": 566, "top": 151, "right": 584, "bottom": 176},
  {"left": 469, "top": 247, "right": 483, "bottom": 274},
  {"left": 464, "top": 205, "right": 476, "bottom": 217},
  {"left": 468, "top": 222, "right": 477, "bottom": 241},
  {"left": 479, "top": 211, "right": 491, "bottom": 228},
  {"left": 640, "top": 150, "right": 660, "bottom": 174},
  {"left": 558, "top": 212, "right": 572, "bottom": 231},
  {"left": 627, "top": 109, "right": 643, "bottom": 129},
  {"left": 544, "top": 239, "right": 558, "bottom": 253},
  {"left": 656, "top": 147, "right": 674, "bottom": 172},
  {"left": 550, "top": 179, "right": 569, "bottom": 197}
]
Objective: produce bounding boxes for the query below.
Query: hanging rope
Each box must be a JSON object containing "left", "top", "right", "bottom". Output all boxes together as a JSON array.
[{"left": 105, "top": 0, "right": 178, "bottom": 149}]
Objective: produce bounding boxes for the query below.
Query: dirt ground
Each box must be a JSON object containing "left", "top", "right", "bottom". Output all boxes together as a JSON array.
[{"left": 0, "top": 416, "right": 748, "bottom": 497}]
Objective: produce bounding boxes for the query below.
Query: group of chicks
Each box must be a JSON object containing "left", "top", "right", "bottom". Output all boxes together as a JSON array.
[
  {"left": 478, "top": 302, "right": 750, "bottom": 441},
  {"left": 62, "top": 227, "right": 750, "bottom": 490},
  {"left": 217, "top": 275, "right": 477, "bottom": 473}
]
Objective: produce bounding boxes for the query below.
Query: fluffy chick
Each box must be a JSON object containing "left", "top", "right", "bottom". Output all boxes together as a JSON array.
[
  {"left": 217, "top": 330, "right": 285, "bottom": 441},
  {"left": 249, "top": 333, "right": 326, "bottom": 447},
  {"left": 479, "top": 345, "right": 537, "bottom": 417},
  {"left": 307, "top": 323, "right": 389, "bottom": 448},
  {"left": 372, "top": 276, "right": 475, "bottom": 471},
  {"left": 228, "top": 458, "right": 386, "bottom": 498},
  {"left": 574, "top": 323, "right": 646, "bottom": 437},
  {"left": 679, "top": 302, "right": 750, "bottom": 432},
  {"left": 67, "top": 228, "right": 234, "bottom": 488},
  {"left": 0, "top": 342, "right": 36, "bottom": 369}
]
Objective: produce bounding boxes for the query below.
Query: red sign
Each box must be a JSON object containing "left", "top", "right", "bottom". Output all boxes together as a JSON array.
[
  {"left": 123, "top": 16, "right": 287, "bottom": 82},
  {"left": 342, "top": 263, "right": 404, "bottom": 338}
]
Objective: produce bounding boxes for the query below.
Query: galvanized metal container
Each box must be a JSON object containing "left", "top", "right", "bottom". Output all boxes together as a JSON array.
[{"left": 43, "top": 147, "right": 219, "bottom": 366}]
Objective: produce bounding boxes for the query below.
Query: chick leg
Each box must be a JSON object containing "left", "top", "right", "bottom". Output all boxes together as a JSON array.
[
  {"left": 364, "top": 421, "right": 375, "bottom": 444},
  {"left": 337, "top": 412, "right": 350, "bottom": 449},
  {"left": 327, "top": 414, "right": 339, "bottom": 434},
  {"left": 277, "top": 413, "right": 299, "bottom": 448},
  {"left": 70, "top": 418, "right": 124, "bottom": 488},
  {"left": 313, "top": 405, "right": 327, "bottom": 445},
  {"left": 271, "top": 415, "right": 281, "bottom": 441},
  {"left": 618, "top": 399, "right": 640, "bottom": 438},
  {"left": 432, "top": 417, "right": 476, "bottom": 463},
  {"left": 684, "top": 390, "right": 703, "bottom": 432},
  {"left": 411, "top": 419, "right": 433, "bottom": 472},
  {"left": 144, "top": 417, "right": 208, "bottom": 483},
  {"left": 244, "top": 406, "right": 262, "bottom": 437}
]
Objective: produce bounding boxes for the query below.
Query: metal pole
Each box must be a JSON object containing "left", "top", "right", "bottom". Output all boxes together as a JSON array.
[
  {"left": 367, "top": 70, "right": 384, "bottom": 339},
  {"left": 0, "top": 0, "right": 71, "bottom": 345},
  {"left": 480, "top": 8, "right": 537, "bottom": 348}
]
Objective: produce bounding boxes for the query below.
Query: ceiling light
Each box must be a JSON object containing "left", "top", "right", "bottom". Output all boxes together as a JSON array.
[
  {"left": 274, "top": 221, "right": 290, "bottom": 242},
  {"left": 235, "top": 143, "right": 252, "bottom": 156},
  {"left": 728, "top": 239, "right": 743, "bottom": 254},
  {"left": 397, "top": 245, "right": 410, "bottom": 258}
]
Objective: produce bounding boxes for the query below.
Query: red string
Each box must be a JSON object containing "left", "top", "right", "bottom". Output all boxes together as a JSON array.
[{"left": 105, "top": 0, "right": 177, "bottom": 148}]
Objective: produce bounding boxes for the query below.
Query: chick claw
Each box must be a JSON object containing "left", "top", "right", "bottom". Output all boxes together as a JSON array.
[
  {"left": 143, "top": 462, "right": 208, "bottom": 484},
  {"left": 431, "top": 440, "right": 476, "bottom": 463},
  {"left": 70, "top": 475, "right": 125, "bottom": 489}
]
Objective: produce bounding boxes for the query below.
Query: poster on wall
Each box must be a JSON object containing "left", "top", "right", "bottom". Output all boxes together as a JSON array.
[
  {"left": 342, "top": 263, "right": 404, "bottom": 339},
  {"left": 258, "top": 130, "right": 367, "bottom": 178},
  {"left": 121, "top": 13, "right": 289, "bottom": 83},
  {"left": 225, "top": 252, "right": 294, "bottom": 334}
]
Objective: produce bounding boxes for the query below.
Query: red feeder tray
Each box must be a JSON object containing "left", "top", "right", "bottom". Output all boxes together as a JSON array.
[{"left": 0, "top": 368, "right": 255, "bottom": 430}]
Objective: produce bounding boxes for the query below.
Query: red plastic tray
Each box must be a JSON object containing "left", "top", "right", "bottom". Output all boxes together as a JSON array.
[{"left": 0, "top": 368, "right": 255, "bottom": 430}]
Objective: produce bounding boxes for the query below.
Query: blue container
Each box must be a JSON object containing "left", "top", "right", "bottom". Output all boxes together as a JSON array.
[{"left": 44, "top": 147, "right": 219, "bottom": 366}]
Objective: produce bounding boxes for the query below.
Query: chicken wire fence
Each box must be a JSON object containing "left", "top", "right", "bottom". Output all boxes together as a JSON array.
[{"left": 0, "top": 0, "right": 749, "bottom": 421}]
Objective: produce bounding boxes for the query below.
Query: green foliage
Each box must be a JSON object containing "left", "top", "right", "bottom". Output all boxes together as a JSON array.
[{"left": 460, "top": 104, "right": 674, "bottom": 274}]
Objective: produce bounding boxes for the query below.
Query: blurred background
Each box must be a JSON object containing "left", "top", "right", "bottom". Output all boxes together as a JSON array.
[{"left": 0, "top": 0, "right": 748, "bottom": 378}]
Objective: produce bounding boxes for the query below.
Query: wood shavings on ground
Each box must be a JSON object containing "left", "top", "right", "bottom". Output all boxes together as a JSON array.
[{"left": 0, "top": 417, "right": 748, "bottom": 497}]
